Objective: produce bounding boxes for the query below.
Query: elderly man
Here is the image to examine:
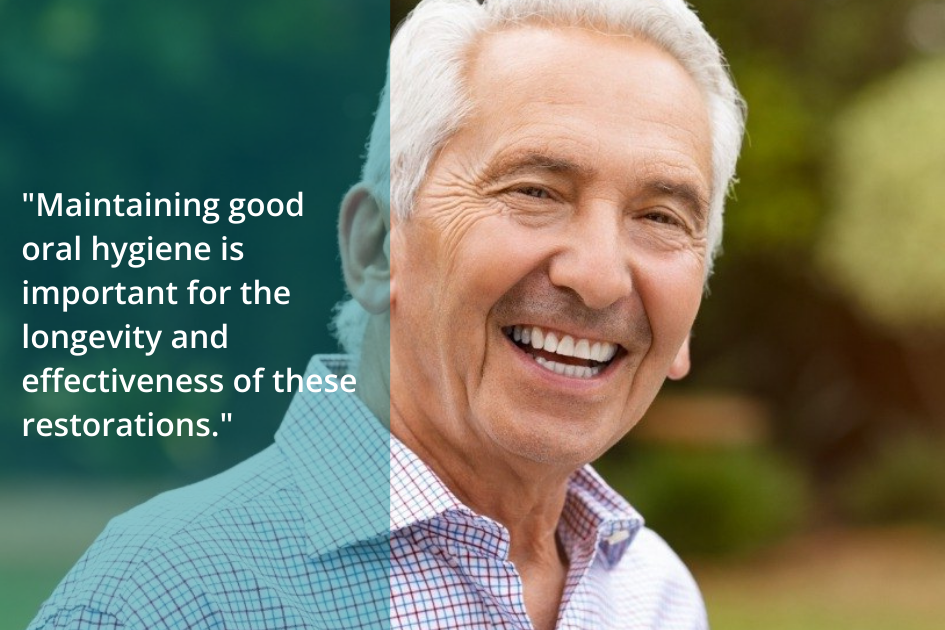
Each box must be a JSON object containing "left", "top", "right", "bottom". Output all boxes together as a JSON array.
[{"left": 30, "top": 0, "right": 744, "bottom": 629}]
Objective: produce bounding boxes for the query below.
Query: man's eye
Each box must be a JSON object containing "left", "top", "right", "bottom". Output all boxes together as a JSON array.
[
  {"left": 643, "top": 211, "right": 682, "bottom": 227},
  {"left": 515, "top": 186, "right": 551, "bottom": 199}
]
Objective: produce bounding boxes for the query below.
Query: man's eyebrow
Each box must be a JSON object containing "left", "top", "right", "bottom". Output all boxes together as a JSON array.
[
  {"left": 482, "top": 152, "right": 710, "bottom": 218},
  {"left": 642, "top": 179, "right": 710, "bottom": 223},
  {"left": 481, "top": 151, "right": 594, "bottom": 185}
]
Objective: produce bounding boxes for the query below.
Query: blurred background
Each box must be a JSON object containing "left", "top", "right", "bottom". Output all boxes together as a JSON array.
[
  {"left": 0, "top": 0, "right": 386, "bottom": 627},
  {"left": 3, "top": 0, "right": 944, "bottom": 628}
]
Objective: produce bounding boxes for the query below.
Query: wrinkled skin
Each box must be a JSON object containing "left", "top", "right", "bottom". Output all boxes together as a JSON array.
[{"left": 391, "top": 26, "right": 712, "bottom": 478}]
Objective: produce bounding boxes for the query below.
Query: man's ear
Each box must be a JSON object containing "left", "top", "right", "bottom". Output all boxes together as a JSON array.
[
  {"left": 339, "top": 185, "right": 390, "bottom": 315},
  {"left": 667, "top": 335, "right": 691, "bottom": 381}
]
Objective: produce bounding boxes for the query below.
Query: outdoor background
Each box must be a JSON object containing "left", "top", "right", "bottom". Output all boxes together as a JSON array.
[{"left": 2, "top": 0, "right": 945, "bottom": 629}]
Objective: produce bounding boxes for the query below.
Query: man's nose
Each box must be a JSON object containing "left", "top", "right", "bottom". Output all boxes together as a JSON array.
[{"left": 547, "top": 206, "right": 633, "bottom": 310}]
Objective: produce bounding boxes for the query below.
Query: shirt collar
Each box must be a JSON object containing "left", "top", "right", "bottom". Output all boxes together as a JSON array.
[
  {"left": 275, "top": 354, "right": 390, "bottom": 557},
  {"left": 389, "top": 423, "right": 645, "bottom": 568},
  {"left": 561, "top": 466, "right": 645, "bottom": 568},
  {"left": 278, "top": 354, "right": 644, "bottom": 568}
]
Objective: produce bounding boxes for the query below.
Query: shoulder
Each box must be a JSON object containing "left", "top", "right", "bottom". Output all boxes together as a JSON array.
[
  {"left": 29, "top": 445, "right": 304, "bottom": 630},
  {"left": 616, "top": 526, "right": 708, "bottom": 628},
  {"left": 625, "top": 526, "right": 701, "bottom": 586}
]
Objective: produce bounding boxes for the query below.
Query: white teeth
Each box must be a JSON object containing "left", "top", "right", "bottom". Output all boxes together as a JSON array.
[
  {"left": 531, "top": 327, "right": 544, "bottom": 350},
  {"left": 589, "top": 341, "right": 618, "bottom": 362},
  {"left": 543, "top": 332, "right": 558, "bottom": 353},
  {"left": 509, "top": 324, "right": 620, "bottom": 374},
  {"left": 574, "top": 338, "right": 590, "bottom": 360},
  {"left": 533, "top": 355, "right": 601, "bottom": 379},
  {"left": 557, "top": 335, "right": 575, "bottom": 357},
  {"left": 512, "top": 326, "right": 619, "bottom": 363}
]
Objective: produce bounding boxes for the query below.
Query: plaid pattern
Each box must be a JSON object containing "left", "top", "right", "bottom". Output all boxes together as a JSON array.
[
  {"left": 29, "top": 355, "right": 707, "bottom": 629},
  {"left": 390, "top": 433, "right": 708, "bottom": 629}
]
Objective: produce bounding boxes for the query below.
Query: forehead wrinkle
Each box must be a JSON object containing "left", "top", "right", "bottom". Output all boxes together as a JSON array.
[
  {"left": 636, "top": 144, "right": 710, "bottom": 196},
  {"left": 479, "top": 148, "right": 596, "bottom": 188}
]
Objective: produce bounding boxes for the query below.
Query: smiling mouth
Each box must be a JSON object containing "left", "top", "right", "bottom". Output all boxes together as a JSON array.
[{"left": 503, "top": 325, "right": 622, "bottom": 379}]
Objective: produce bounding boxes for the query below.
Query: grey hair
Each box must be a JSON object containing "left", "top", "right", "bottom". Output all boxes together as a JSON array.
[{"left": 334, "top": 0, "right": 746, "bottom": 357}]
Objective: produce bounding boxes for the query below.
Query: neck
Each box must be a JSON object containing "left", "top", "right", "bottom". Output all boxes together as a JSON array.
[
  {"left": 392, "top": 413, "right": 570, "bottom": 630},
  {"left": 387, "top": 360, "right": 571, "bottom": 630},
  {"left": 390, "top": 407, "right": 571, "bottom": 565}
]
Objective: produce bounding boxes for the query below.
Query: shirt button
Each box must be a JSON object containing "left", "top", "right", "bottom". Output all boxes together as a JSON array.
[{"left": 606, "top": 530, "right": 630, "bottom": 545}]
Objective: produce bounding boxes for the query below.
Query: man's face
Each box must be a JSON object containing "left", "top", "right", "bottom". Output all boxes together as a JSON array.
[{"left": 390, "top": 26, "right": 713, "bottom": 470}]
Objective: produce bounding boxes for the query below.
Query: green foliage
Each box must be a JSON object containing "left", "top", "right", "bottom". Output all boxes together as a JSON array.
[
  {"left": 840, "top": 433, "right": 945, "bottom": 526},
  {"left": 820, "top": 57, "right": 945, "bottom": 331},
  {"left": 596, "top": 445, "right": 809, "bottom": 557},
  {"left": 721, "top": 56, "right": 822, "bottom": 256}
]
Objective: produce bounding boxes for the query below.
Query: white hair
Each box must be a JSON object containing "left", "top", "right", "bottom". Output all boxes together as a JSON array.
[{"left": 334, "top": 0, "right": 746, "bottom": 357}]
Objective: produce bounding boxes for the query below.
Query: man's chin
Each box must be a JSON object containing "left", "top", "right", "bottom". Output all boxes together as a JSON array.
[{"left": 482, "top": 412, "right": 623, "bottom": 469}]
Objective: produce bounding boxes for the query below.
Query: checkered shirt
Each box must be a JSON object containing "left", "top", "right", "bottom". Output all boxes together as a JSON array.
[{"left": 29, "top": 355, "right": 707, "bottom": 629}]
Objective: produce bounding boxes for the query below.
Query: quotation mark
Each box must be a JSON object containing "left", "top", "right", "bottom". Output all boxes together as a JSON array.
[
  {"left": 213, "top": 412, "right": 232, "bottom": 437},
  {"left": 24, "top": 193, "right": 34, "bottom": 202}
]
